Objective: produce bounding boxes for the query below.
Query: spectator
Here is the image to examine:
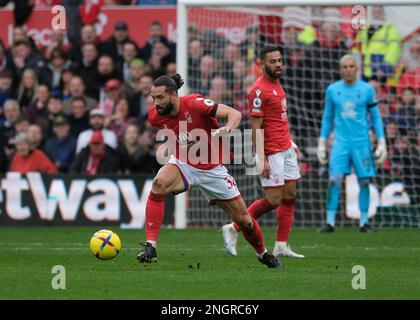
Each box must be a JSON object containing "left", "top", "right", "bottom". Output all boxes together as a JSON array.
[
  {"left": 189, "top": 54, "right": 216, "bottom": 96},
  {"left": 187, "top": 39, "right": 204, "bottom": 82},
  {"left": 100, "top": 78, "right": 122, "bottom": 118},
  {"left": 220, "top": 42, "right": 241, "bottom": 73},
  {"left": 70, "top": 130, "right": 121, "bottom": 175},
  {"left": 37, "top": 93, "right": 64, "bottom": 138},
  {"left": 9, "top": 132, "right": 57, "bottom": 174},
  {"left": 0, "top": 70, "right": 14, "bottom": 114},
  {"left": 42, "top": 29, "right": 70, "bottom": 60},
  {"left": 140, "top": 20, "right": 174, "bottom": 62},
  {"left": 63, "top": 75, "right": 97, "bottom": 114},
  {"left": 76, "top": 108, "right": 118, "bottom": 154},
  {"left": 354, "top": 5, "right": 401, "bottom": 83},
  {"left": 128, "top": 73, "right": 153, "bottom": 120},
  {"left": 208, "top": 76, "right": 233, "bottom": 106},
  {"left": 395, "top": 35, "right": 420, "bottom": 96},
  {"left": 68, "top": 24, "right": 102, "bottom": 64},
  {"left": 14, "top": 115, "right": 30, "bottom": 134},
  {"left": 39, "top": 47, "right": 70, "bottom": 92},
  {"left": 122, "top": 123, "right": 146, "bottom": 173},
  {"left": 9, "top": 25, "right": 37, "bottom": 53},
  {"left": 106, "top": 98, "right": 133, "bottom": 143},
  {"left": 396, "top": 87, "right": 417, "bottom": 130},
  {"left": 45, "top": 113, "right": 76, "bottom": 172},
  {"left": 117, "top": 41, "right": 139, "bottom": 82},
  {"left": 199, "top": 28, "right": 226, "bottom": 59},
  {"left": 0, "top": 99, "right": 21, "bottom": 153},
  {"left": 239, "top": 24, "right": 268, "bottom": 64},
  {"left": 231, "top": 59, "right": 249, "bottom": 115},
  {"left": 88, "top": 54, "right": 122, "bottom": 100},
  {"left": 165, "top": 62, "right": 176, "bottom": 76},
  {"left": 122, "top": 58, "right": 146, "bottom": 99},
  {"left": 101, "top": 21, "right": 136, "bottom": 61},
  {"left": 60, "top": 68, "right": 74, "bottom": 101},
  {"left": 25, "top": 83, "right": 50, "bottom": 123},
  {"left": 27, "top": 123, "right": 45, "bottom": 150},
  {"left": 68, "top": 96, "right": 90, "bottom": 139},
  {"left": 148, "top": 41, "right": 174, "bottom": 79},
  {"left": 386, "top": 117, "right": 399, "bottom": 147},
  {"left": 15, "top": 68, "right": 38, "bottom": 112},
  {"left": 9, "top": 40, "right": 45, "bottom": 82}
]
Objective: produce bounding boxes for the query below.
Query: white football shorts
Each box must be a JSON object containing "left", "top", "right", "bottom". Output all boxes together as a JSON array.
[
  {"left": 256, "top": 146, "right": 301, "bottom": 189},
  {"left": 167, "top": 156, "right": 241, "bottom": 204}
]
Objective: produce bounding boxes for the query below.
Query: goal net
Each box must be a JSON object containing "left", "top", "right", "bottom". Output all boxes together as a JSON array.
[{"left": 177, "top": 1, "right": 420, "bottom": 228}]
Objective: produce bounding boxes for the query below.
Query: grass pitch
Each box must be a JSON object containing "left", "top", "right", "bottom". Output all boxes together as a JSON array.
[{"left": 1, "top": 227, "right": 420, "bottom": 300}]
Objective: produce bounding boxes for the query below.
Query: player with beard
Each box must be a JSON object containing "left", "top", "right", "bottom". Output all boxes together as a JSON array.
[
  {"left": 222, "top": 46, "right": 305, "bottom": 258},
  {"left": 137, "top": 73, "right": 282, "bottom": 268}
]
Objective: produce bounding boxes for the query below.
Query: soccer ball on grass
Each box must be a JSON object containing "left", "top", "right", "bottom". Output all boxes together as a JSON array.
[{"left": 90, "top": 229, "right": 122, "bottom": 260}]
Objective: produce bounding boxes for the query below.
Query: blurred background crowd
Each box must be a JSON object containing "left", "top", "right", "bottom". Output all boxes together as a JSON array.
[{"left": 0, "top": 2, "right": 419, "bottom": 195}]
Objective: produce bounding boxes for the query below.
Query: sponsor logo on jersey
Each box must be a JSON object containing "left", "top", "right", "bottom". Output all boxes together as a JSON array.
[
  {"left": 341, "top": 101, "right": 357, "bottom": 119},
  {"left": 273, "top": 89, "right": 278, "bottom": 96},
  {"left": 184, "top": 111, "right": 193, "bottom": 124}
]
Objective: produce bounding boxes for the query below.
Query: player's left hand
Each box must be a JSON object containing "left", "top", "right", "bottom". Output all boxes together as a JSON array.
[
  {"left": 211, "top": 127, "right": 231, "bottom": 138},
  {"left": 375, "top": 138, "right": 387, "bottom": 165}
]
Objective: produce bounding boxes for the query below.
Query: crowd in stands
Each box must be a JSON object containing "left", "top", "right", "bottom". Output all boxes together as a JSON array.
[{"left": 0, "top": 3, "right": 419, "bottom": 196}]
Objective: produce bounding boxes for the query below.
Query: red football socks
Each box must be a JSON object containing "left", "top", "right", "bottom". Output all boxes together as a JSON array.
[
  {"left": 145, "top": 192, "right": 165, "bottom": 242},
  {"left": 233, "top": 198, "right": 276, "bottom": 232},
  {"left": 241, "top": 218, "right": 266, "bottom": 254},
  {"left": 276, "top": 198, "right": 296, "bottom": 242}
]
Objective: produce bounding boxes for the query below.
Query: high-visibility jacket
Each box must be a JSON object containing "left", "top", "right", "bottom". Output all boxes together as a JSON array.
[
  {"left": 298, "top": 25, "right": 317, "bottom": 45},
  {"left": 354, "top": 24, "right": 401, "bottom": 79}
]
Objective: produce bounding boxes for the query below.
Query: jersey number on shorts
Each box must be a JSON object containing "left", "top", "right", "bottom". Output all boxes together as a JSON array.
[{"left": 225, "top": 176, "right": 238, "bottom": 191}]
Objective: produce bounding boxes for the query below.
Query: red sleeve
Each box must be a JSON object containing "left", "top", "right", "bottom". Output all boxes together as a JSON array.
[
  {"left": 192, "top": 96, "right": 218, "bottom": 116},
  {"left": 248, "top": 88, "right": 264, "bottom": 117}
]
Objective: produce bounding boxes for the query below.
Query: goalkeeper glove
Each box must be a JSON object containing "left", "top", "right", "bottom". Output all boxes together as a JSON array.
[
  {"left": 375, "top": 138, "right": 387, "bottom": 165},
  {"left": 317, "top": 138, "right": 328, "bottom": 165}
]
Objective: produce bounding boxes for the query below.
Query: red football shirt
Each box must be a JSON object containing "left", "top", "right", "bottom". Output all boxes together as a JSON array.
[
  {"left": 149, "top": 94, "right": 230, "bottom": 170},
  {"left": 248, "top": 75, "right": 292, "bottom": 155}
]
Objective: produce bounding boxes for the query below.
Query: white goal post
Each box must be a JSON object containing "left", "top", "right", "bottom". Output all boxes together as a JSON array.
[{"left": 174, "top": 0, "right": 420, "bottom": 229}]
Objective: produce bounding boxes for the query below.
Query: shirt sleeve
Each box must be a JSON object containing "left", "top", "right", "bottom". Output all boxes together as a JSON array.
[
  {"left": 320, "top": 85, "right": 334, "bottom": 139},
  {"left": 248, "top": 88, "right": 264, "bottom": 117},
  {"left": 367, "top": 86, "right": 385, "bottom": 139},
  {"left": 367, "top": 85, "right": 378, "bottom": 109},
  {"left": 193, "top": 96, "right": 218, "bottom": 116}
]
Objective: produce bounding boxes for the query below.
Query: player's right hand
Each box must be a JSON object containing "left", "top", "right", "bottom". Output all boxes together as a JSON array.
[
  {"left": 317, "top": 138, "right": 328, "bottom": 165},
  {"left": 262, "top": 157, "right": 270, "bottom": 178}
]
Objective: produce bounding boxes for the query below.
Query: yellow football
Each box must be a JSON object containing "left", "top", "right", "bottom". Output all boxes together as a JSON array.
[{"left": 90, "top": 229, "right": 122, "bottom": 260}]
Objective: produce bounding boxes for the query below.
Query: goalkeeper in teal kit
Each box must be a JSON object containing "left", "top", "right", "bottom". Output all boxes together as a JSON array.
[{"left": 317, "top": 54, "right": 387, "bottom": 233}]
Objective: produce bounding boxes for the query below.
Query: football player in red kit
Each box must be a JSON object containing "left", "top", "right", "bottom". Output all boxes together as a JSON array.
[
  {"left": 137, "top": 73, "right": 282, "bottom": 268},
  {"left": 222, "top": 46, "right": 305, "bottom": 259}
]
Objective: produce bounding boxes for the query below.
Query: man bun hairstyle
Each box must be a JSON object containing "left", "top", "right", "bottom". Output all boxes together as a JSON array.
[{"left": 153, "top": 73, "right": 184, "bottom": 94}]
